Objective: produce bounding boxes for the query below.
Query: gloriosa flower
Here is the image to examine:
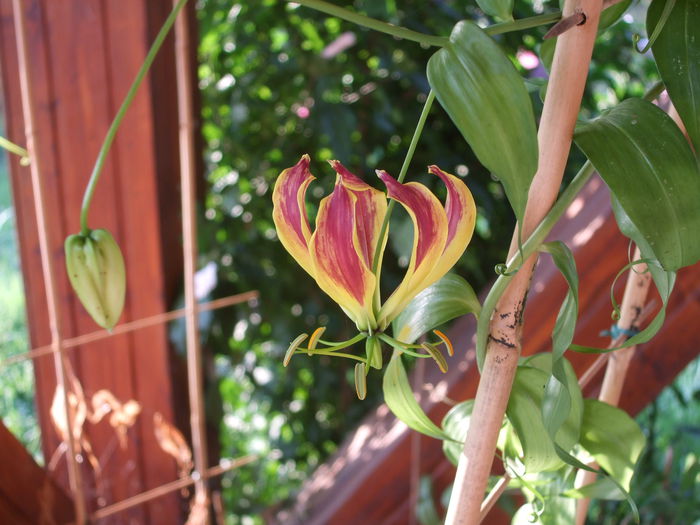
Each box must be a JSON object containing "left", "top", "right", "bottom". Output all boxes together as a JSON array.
[{"left": 273, "top": 155, "right": 476, "bottom": 334}]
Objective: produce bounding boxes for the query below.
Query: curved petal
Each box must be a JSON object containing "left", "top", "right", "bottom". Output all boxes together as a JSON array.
[
  {"left": 310, "top": 164, "right": 386, "bottom": 331},
  {"left": 329, "top": 160, "right": 388, "bottom": 275},
  {"left": 423, "top": 166, "right": 476, "bottom": 284},
  {"left": 272, "top": 155, "right": 316, "bottom": 277},
  {"left": 377, "top": 170, "right": 448, "bottom": 328}
]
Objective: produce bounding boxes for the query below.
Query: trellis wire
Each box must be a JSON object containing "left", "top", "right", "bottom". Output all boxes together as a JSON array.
[
  {"left": 11, "top": 0, "right": 87, "bottom": 522},
  {"left": 7, "top": 0, "right": 256, "bottom": 522},
  {"left": 91, "top": 455, "right": 257, "bottom": 521},
  {"left": 174, "top": 0, "right": 212, "bottom": 520},
  {"left": 0, "top": 291, "right": 258, "bottom": 368}
]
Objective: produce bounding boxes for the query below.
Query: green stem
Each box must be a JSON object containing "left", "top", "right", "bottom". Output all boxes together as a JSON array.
[
  {"left": 377, "top": 333, "right": 431, "bottom": 357},
  {"left": 291, "top": 0, "right": 448, "bottom": 47},
  {"left": 79, "top": 0, "right": 189, "bottom": 234},
  {"left": 476, "top": 161, "right": 596, "bottom": 366},
  {"left": 371, "top": 90, "right": 435, "bottom": 274},
  {"left": 297, "top": 348, "right": 367, "bottom": 362},
  {"left": 0, "top": 135, "right": 29, "bottom": 163},
  {"left": 376, "top": 332, "right": 424, "bottom": 350},
  {"left": 317, "top": 332, "right": 367, "bottom": 351},
  {"left": 484, "top": 11, "right": 562, "bottom": 36},
  {"left": 475, "top": 81, "right": 666, "bottom": 367}
]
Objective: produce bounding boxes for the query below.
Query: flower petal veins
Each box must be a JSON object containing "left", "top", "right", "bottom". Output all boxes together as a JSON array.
[
  {"left": 309, "top": 162, "right": 387, "bottom": 330},
  {"left": 272, "top": 155, "right": 316, "bottom": 277},
  {"left": 376, "top": 170, "right": 448, "bottom": 328}
]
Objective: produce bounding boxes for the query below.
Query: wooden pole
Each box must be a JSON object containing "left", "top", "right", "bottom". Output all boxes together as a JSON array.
[
  {"left": 574, "top": 102, "right": 690, "bottom": 524},
  {"left": 173, "top": 0, "right": 211, "bottom": 521},
  {"left": 11, "top": 0, "right": 86, "bottom": 522},
  {"left": 444, "top": 1, "right": 604, "bottom": 523}
]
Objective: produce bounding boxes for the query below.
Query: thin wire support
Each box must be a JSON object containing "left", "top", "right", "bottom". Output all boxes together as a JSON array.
[
  {"left": 0, "top": 291, "right": 258, "bottom": 368},
  {"left": 91, "top": 456, "right": 257, "bottom": 521},
  {"left": 11, "top": 0, "right": 87, "bottom": 522},
  {"left": 173, "top": 0, "right": 211, "bottom": 521}
]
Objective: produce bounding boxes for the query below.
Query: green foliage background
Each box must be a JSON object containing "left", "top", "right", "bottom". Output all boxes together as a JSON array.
[
  {"left": 0, "top": 1, "right": 695, "bottom": 524},
  {"left": 193, "top": 0, "right": 659, "bottom": 521}
]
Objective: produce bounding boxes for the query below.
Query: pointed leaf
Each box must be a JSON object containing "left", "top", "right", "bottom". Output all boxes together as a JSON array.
[
  {"left": 579, "top": 399, "right": 646, "bottom": 492},
  {"left": 574, "top": 97, "right": 700, "bottom": 271},
  {"left": 507, "top": 364, "right": 561, "bottom": 472},
  {"left": 392, "top": 273, "right": 480, "bottom": 345},
  {"left": 383, "top": 352, "right": 450, "bottom": 440},
  {"left": 427, "top": 20, "right": 538, "bottom": 222},
  {"left": 648, "top": 0, "right": 700, "bottom": 151},
  {"left": 540, "top": 242, "right": 579, "bottom": 361},
  {"left": 562, "top": 477, "right": 625, "bottom": 501}
]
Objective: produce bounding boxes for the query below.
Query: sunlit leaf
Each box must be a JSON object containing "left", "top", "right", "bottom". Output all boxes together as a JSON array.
[
  {"left": 562, "top": 476, "right": 625, "bottom": 500},
  {"left": 392, "top": 273, "right": 480, "bottom": 345},
  {"left": 441, "top": 400, "right": 475, "bottom": 466},
  {"left": 383, "top": 352, "right": 449, "bottom": 440},
  {"left": 508, "top": 363, "right": 561, "bottom": 472},
  {"left": 579, "top": 399, "right": 646, "bottom": 492},
  {"left": 648, "top": 0, "right": 700, "bottom": 151},
  {"left": 427, "top": 20, "right": 538, "bottom": 223},
  {"left": 574, "top": 97, "right": 700, "bottom": 271}
]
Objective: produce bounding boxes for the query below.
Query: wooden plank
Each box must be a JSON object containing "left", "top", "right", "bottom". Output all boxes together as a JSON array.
[
  {"left": 272, "top": 175, "right": 700, "bottom": 524},
  {"left": 0, "top": 420, "right": 74, "bottom": 524},
  {"left": 0, "top": 1, "right": 192, "bottom": 522}
]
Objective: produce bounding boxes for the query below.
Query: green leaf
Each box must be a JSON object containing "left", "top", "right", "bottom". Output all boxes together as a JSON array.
[
  {"left": 539, "top": 242, "right": 579, "bottom": 361},
  {"left": 599, "top": 0, "right": 633, "bottom": 31},
  {"left": 522, "top": 354, "right": 583, "bottom": 453},
  {"left": 507, "top": 355, "right": 582, "bottom": 473},
  {"left": 476, "top": 0, "right": 513, "bottom": 21},
  {"left": 562, "top": 477, "right": 625, "bottom": 501},
  {"left": 383, "top": 352, "right": 450, "bottom": 440},
  {"left": 392, "top": 273, "right": 480, "bottom": 345},
  {"left": 427, "top": 20, "right": 538, "bottom": 223},
  {"left": 579, "top": 399, "right": 646, "bottom": 492},
  {"left": 574, "top": 97, "right": 700, "bottom": 271},
  {"left": 648, "top": 0, "right": 700, "bottom": 152},
  {"left": 570, "top": 201, "right": 677, "bottom": 354},
  {"left": 441, "top": 400, "right": 475, "bottom": 466}
]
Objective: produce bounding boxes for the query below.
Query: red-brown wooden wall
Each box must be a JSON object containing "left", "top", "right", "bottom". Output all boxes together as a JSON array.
[{"left": 0, "top": 1, "right": 198, "bottom": 522}]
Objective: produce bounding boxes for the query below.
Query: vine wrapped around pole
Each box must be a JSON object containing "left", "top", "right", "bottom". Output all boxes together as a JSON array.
[{"left": 445, "top": 1, "right": 605, "bottom": 523}]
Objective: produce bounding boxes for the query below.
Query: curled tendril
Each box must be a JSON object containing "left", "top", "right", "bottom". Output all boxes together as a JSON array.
[
  {"left": 609, "top": 258, "right": 657, "bottom": 321},
  {"left": 633, "top": 0, "right": 676, "bottom": 54}
]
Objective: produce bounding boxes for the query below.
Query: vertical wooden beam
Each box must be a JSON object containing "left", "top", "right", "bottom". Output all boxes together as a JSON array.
[
  {"left": 0, "top": 420, "right": 74, "bottom": 524},
  {"left": 0, "top": 1, "right": 196, "bottom": 522}
]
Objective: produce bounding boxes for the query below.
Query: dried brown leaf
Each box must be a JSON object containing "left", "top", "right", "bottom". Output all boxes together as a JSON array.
[{"left": 153, "top": 412, "right": 193, "bottom": 477}]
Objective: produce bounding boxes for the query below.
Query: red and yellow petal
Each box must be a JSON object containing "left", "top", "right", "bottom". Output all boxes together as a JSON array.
[
  {"left": 376, "top": 170, "right": 448, "bottom": 328},
  {"left": 272, "top": 155, "right": 316, "bottom": 277},
  {"left": 310, "top": 170, "right": 383, "bottom": 331},
  {"left": 424, "top": 166, "right": 476, "bottom": 285},
  {"left": 330, "top": 160, "right": 388, "bottom": 273}
]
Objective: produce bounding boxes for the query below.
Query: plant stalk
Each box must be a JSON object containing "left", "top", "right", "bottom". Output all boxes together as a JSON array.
[
  {"left": 444, "top": 1, "right": 605, "bottom": 523},
  {"left": 79, "top": 0, "right": 189, "bottom": 234},
  {"left": 292, "top": 0, "right": 447, "bottom": 47}
]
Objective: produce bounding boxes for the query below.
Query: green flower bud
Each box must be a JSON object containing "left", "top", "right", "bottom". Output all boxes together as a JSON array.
[{"left": 65, "top": 228, "right": 126, "bottom": 330}]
